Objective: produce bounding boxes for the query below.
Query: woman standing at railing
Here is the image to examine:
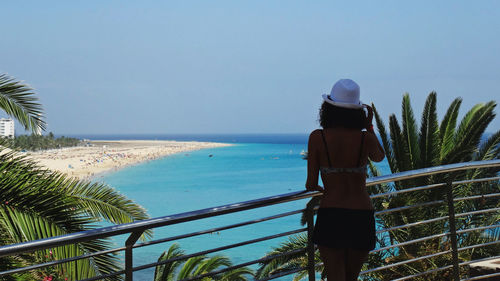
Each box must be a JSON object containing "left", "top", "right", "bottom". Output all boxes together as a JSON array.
[{"left": 306, "top": 79, "right": 385, "bottom": 281}]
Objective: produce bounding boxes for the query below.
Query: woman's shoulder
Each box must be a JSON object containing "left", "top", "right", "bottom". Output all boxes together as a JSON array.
[{"left": 308, "top": 129, "right": 323, "bottom": 139}]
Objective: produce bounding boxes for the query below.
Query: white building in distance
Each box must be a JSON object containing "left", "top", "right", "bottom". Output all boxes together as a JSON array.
[{"left": 0, "top": 118, "right": 15, "bottom": 138}]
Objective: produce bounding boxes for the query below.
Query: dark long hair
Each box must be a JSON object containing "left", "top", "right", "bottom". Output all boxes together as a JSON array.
[{"left": 319, "top": 101, "right": 366, "bottom": 129}]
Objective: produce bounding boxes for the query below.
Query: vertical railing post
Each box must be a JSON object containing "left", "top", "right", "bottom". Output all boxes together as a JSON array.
[
  {"left": 125, "top": 231, "right": 144, "bottom": 281},
  {"left": 446, "top": 180, "right": 460, "bottom": 281},
  {"left": 306, "top": 203, "right": 316, "bottom": 281}
]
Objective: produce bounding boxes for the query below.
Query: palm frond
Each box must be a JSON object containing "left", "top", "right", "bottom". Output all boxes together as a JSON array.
[
  {"left": 0, "top": 206, "right": 121, "bottom": 280},
  {"left": 154, "top": 243, "right": 253, "bottom": 281},
  {"left": 0, "top": 151, "right": 89, "bottom": 235},
  {"left": 373, "top": 103, "right": 397, "bottom": 172},
  {"left": 466, "top": 130, "right": 500, "bottom": 180},
  {"left": 255, "top": 233, "right": 319, "bottom": 279},
  {"left": 292, "top": 270, "right": 308, "bottom": 281},
  {"left": 367, "top": 161, "right": 391, "bottom": 194},
  {"left": 63, "top": 178, "right": 152, "bottom": 240},
  {"left": 455, "top": 103, "right": 485, "bottom": 143},
  {"left": 193, "top": 255, "right": 231, "bottom": 276},
  {"left": 419, "top": 92, "right": 439, "bottom": 168},
  {"left": 401, "top": 94, "right": 421, "bottom": 169},
  {"left": 439, "top": 98, "right": 462, "bottom": 161},
  {"left": 0, "top": 74, "right": 46, "bottom": 133},
  {"left": 368, "top": 162, "right": 393, "bottom": 212},
  {"left": 177, "top": 256, "right": 206, "bottom": 279},
  {"left": 218, "top": 267, "right": 254, "bottom": 281},
  {"left": 154, "top": 243, "right": 186, "bottom": 281},
  {"left": 0, "top": 148, "right": 150, "bottom": 230},
  {"left": 476, "top": 130, "right": 500, "bottom": 161},
  {"left": 0, "top": 147, "right": 150, "bottom": 280},
  {"left": 443, "top": 101, "right": 496, "bottom": 164},
  {"left": 389, "top": 114, "right": 408, "bottom": 174}
]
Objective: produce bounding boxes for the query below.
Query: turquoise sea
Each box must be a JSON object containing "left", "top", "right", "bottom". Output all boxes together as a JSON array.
[{"left": 88, "top": 134, "right": 390, "bottom": 280}]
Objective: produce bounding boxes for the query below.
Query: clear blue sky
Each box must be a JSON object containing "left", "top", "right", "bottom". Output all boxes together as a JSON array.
[{"left": 1, "top": 1, "right": 499, "bottom": 135}]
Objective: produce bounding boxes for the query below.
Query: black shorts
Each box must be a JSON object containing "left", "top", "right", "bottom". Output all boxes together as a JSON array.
[{"left": 312, "top": 207, "right": 376, "bottom": 251}]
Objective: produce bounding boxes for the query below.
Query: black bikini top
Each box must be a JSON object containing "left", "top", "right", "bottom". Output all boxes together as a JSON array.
[{"left": 319, "top": 130, "right": 367, "bottom": 174}]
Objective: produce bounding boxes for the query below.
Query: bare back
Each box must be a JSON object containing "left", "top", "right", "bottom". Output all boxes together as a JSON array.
[{"left": 305, "top": 128, "right": 385, "bottom": 210}]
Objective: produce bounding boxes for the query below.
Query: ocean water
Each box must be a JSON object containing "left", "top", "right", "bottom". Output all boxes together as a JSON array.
[{"left": 96, "top": 134, "right": 390, "bottom": 280}]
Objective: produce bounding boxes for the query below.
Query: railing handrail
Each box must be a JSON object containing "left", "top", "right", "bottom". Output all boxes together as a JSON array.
[
  {"left": 0, "top": 189, "right": 318, "bottom": 257},
  {"left": 365, "top": 159, "right": 499, "bottom": 186},
  {"left": 1, "top": 159, "right": 499, "bottom": 258}
]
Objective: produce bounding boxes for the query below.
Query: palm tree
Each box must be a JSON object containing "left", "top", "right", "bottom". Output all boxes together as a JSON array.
[
  {"left": 154, "top": 243, "right": 253, "bottom": 281},
  {"left": 0, "top": 74, "right": 151, "bottom": 280},
  {"left": 365, "top": 93, "right": 500, "bottom": 280},
  {"left": 257, "top": 92, "right": 500, "bottom": 280}
]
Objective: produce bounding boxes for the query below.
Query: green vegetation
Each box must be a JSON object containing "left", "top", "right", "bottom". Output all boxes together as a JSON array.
[
  {"left": 255, "top": 233, "right": 322, "bottom": 281},
  {"left": 6, "top": 133, "right": 81, "bottom": 151},
  {"left": 0, "top": 74, "right": 45, "bottom": 133},
  {"left": 0, "top": 74, "right": 151, "bottom": 280},
  {"left": 257, "top": 92, "right": 500, "bottom": 280},
  {"left": 366, "top": 93, "right": 500, "bottom": 280},
  {"left": 154, "top": 244, "right": 253, "bottom": 281}
]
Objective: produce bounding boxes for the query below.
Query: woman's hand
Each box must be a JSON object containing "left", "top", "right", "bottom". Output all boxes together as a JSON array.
[{"left": 363, "top": 104, "right": 374, "bottom": 132}]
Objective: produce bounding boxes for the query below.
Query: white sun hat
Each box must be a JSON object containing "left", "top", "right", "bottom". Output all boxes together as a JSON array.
[{"left": 322, "top": 79, "right": 363, "bottom": 109}]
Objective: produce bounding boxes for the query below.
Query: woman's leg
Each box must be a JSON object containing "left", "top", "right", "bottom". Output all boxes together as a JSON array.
[
  {"left": 345, "top": 249, "right": 369, "bottom": 281},
  {"left": 318, "top": 246, "right": 346, "bottom": 281}
]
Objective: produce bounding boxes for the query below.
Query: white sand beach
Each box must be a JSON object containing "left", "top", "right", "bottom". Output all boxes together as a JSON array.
[{"left": 27, "top": 140, "right": 232, "bottom": 179}]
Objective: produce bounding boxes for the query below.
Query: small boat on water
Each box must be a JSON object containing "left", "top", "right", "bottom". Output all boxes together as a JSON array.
[{"left": 300, "top": 150, "right": 308, "bottom": 160}]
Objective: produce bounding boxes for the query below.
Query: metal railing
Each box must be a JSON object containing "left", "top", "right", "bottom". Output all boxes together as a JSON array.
[{"left": 0, "top": 159, "right": 499, "bottom": 280}]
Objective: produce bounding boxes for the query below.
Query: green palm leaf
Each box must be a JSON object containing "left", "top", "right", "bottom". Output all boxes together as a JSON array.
[
  {"left": 154, "top": 244, "right": 252, "bottom": 281},
  {"left": 178, "top": 256, "right": 206, "bottom": 279},
  {"left": 63, "top": 178, "right": 153, "bottom": 240},
  {"left": 455, "top": 103, "right": 485, "bottom": 143},
  {"left": 389, "top": 114, "right": 408, "bottom": 173},
  {"left": 256, "top": 233, "right": 321, "bottom": 279},
  {"left": 0, "top": 205, "right": 121, "bottom": 280},
  {"left": 476, "top": 130, "right": 500, "bottom": 161},
  {"left": 368, "top": 161, "right": 392, "bottom": 214},
  {"left": 154, "top": 243, "right": 185, "bottom": 281},
  {"left": 465, "top": 130, "right": 500, "bottom": 181},
  {"left": 401, "top": 94, "right": 421, "bottom": 169},
  {"left": 443, "top": 102, "right": 496, "bottom": 164},
  {"left": 373, "top": 103, "right": 397, "bottom": 173},
  {"left": 439, "top": 98, "right": 462, "bottom": 160},
  {"left": 193, "top": 255, "right": 231, "bottom": 276},
  {"left": 419, "top": 92, "right": 439, "bottom": 168},
  {"left": 0, "top": 74, "right": 46, "bottom": 134},
  {"left": 0, "top": 149, "right": 150, "bottom": 230},
  {"left": 0, "top": 147, "right": 150, "bottom": 280},
  {"left": 218, "top": 267, "right": 254, "bottom": 281}
]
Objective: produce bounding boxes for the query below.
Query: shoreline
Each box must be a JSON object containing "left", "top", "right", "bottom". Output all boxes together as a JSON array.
[{"left": 27, "top": 140, "right": 233, "bottom": 180}]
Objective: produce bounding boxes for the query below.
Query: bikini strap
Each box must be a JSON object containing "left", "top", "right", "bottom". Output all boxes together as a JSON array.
[
  {"left": 356, "top": 131, "right": 366, "bottom": 167},
  {"left": 320, "top": 130, "right": 332, "bottom": 167}
]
